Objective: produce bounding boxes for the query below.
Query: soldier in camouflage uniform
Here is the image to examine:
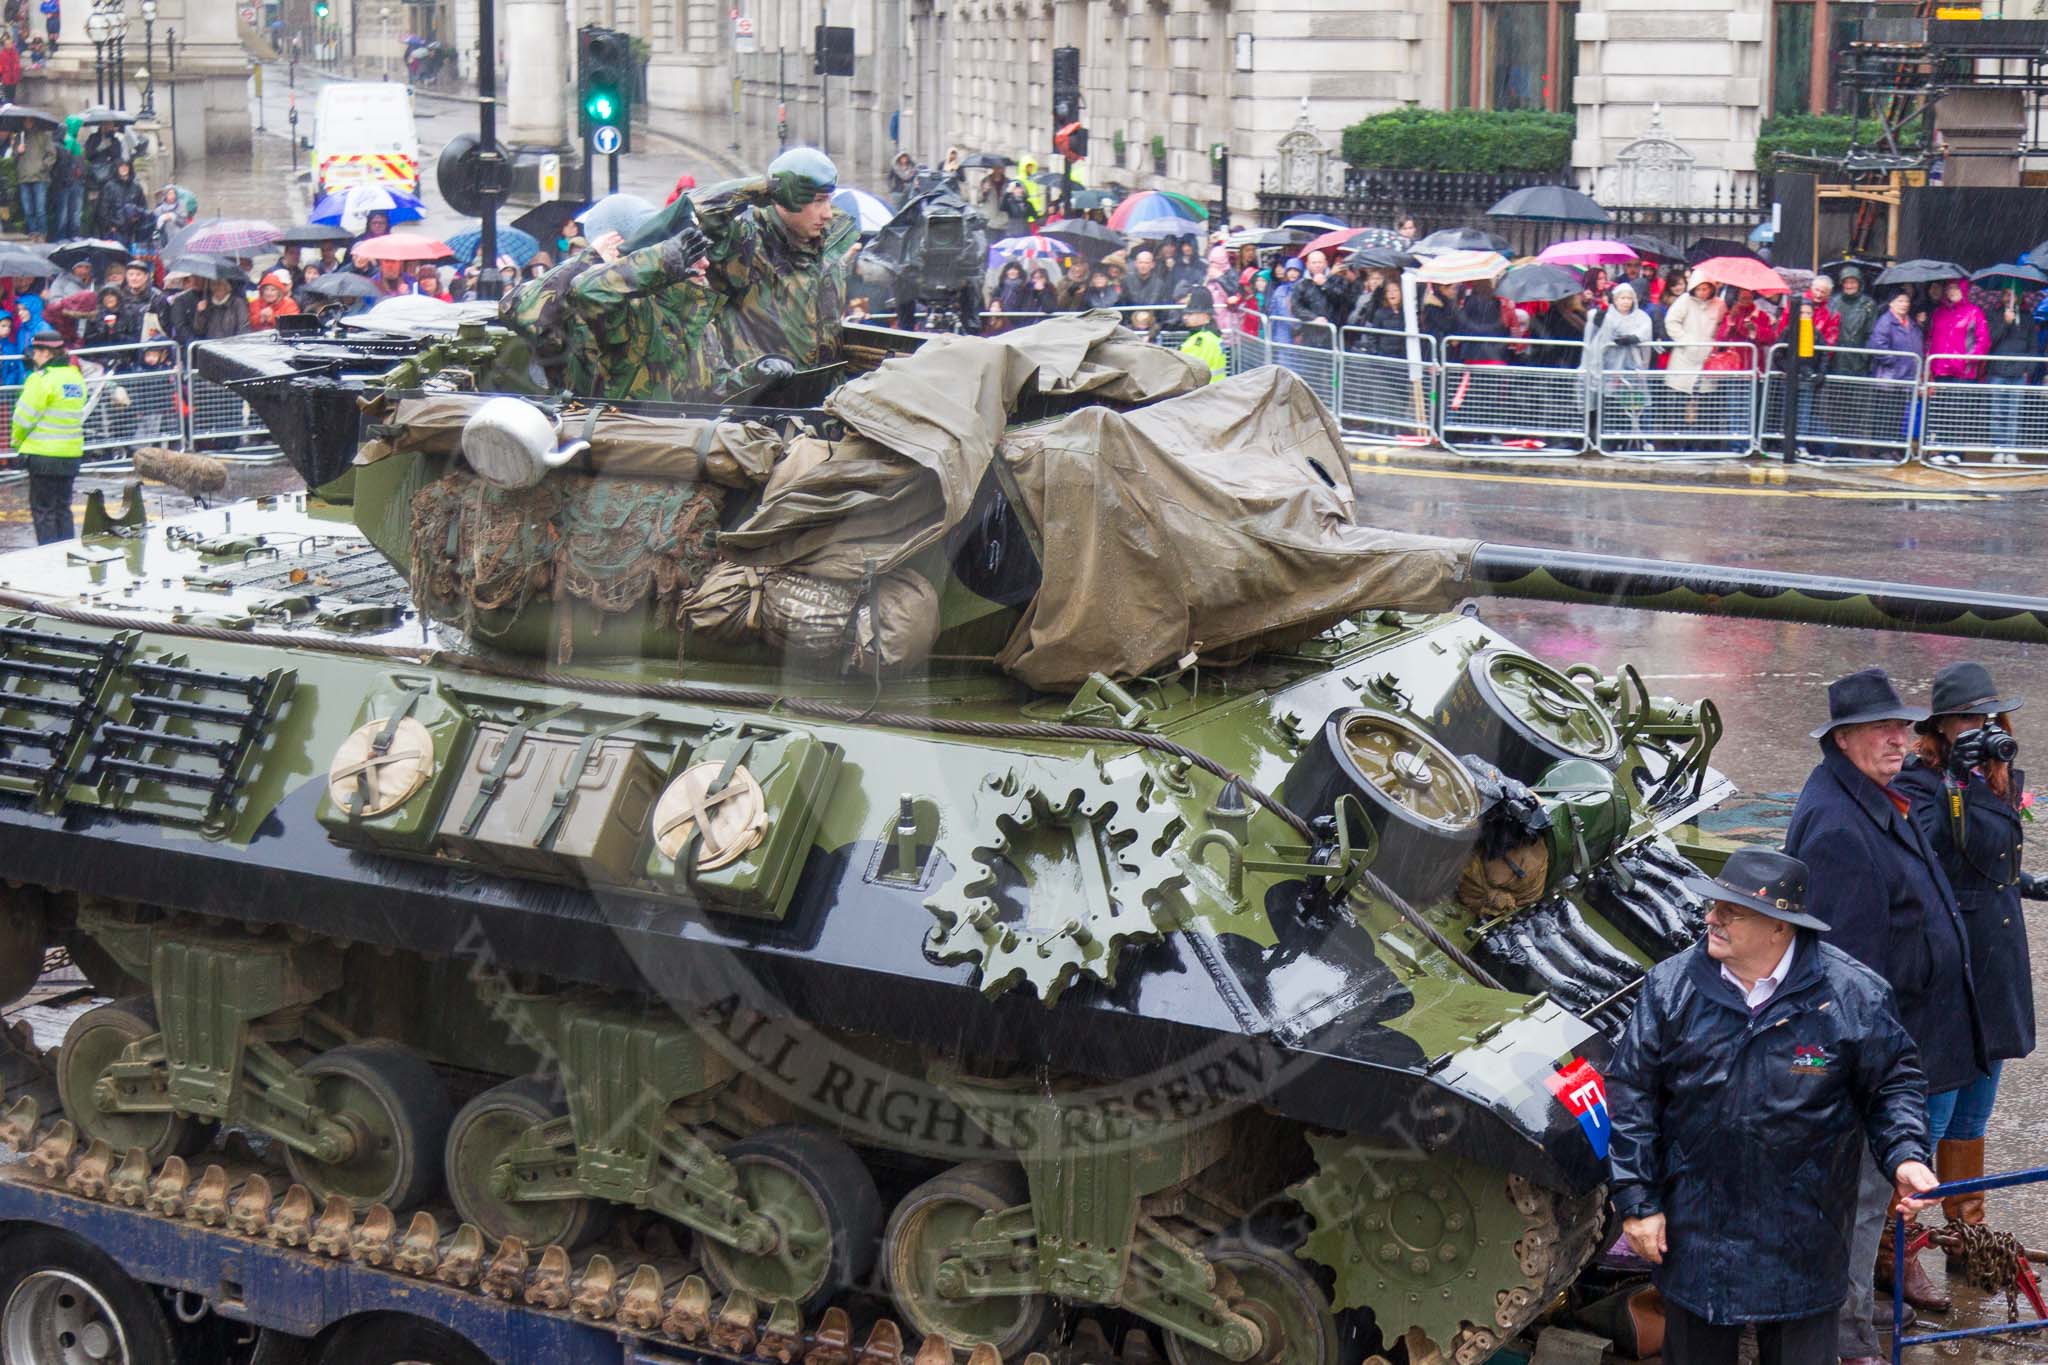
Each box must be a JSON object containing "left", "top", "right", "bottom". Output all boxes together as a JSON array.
[{"left": 500, "top": 148, "right": 854, "bottom": 403}]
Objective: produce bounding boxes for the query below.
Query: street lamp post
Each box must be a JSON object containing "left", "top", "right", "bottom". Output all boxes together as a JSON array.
[
  {"left": 109, "top": 5, "right": 130, "bottom": 112},
  {"left": 138, "top": 0, "right": 158, "bottom": 119},
  {"left": 86, "top": 10, "right": 111, "bottom": 107},
  {"left": 379, "top": 7, "right": 391, "bottom": 81}
]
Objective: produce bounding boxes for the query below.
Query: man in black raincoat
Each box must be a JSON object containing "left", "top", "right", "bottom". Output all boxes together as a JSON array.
[
  {"left": 1787, "top": 667, "right": 1986, "bottom": 1345},
  {"left": 1606, "top": 846, "right": 1937, "bottom": 1365}
]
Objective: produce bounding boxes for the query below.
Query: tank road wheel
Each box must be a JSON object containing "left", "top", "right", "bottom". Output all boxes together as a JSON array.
[
  {"left": 55, "top": 998, "right": 203, "bottom": 1165},
  {"left": 1164, "top": 1237, "right": 1339, "bottom": 1365},
  {"left": 445, "top": 1077, "right": 608, "bottom": 1250},
  {"left": 700, "top": 1126, "right": 882, "bottom": 1309},
  {"left": 282, "top": 1043, "right": 453, "bottom": 1213},
  {"left": 883, "top": 1161, "right": 1049, "bottom": 1357},
  {"left": 0, "top": 1229, "right": 176, "bottom": 1365}
]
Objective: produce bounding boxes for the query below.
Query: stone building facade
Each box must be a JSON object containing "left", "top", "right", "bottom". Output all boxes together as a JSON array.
[{"left": 378, "top": 0, "right": 2048, "bottom": 213}]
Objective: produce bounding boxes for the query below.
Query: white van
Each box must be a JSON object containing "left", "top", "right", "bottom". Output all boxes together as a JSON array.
[{"left": 313, "top": 82, "right": 420, "bottom": 200}]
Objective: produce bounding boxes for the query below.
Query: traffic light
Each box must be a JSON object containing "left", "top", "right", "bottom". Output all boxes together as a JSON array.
[
  {"left": 1051, "top": 45, "right": 1080, "bottom": 132},
  {"left": 813, "top": 25, "right": 855, "bottom": 77},
  {"left": 577, "top": 26, "right": 634, "bottom": 154},
  {"left": 1054, "top": 123, "right": 1088, "bottom": 161},
  {"left": 313, "top": 0, "right": 328, "bottom": 18}
]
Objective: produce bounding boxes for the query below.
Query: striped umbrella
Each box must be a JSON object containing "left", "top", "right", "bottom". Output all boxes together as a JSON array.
[
  {"left": 1107, "top": 189, "right": 1205, "bottom": 232},
  {"left": 1413, "top": 249, "right": 1509, "bottom": 284},
  {"left": 180, "top": 219, "right": 284, "bottom": 255},
  {"left": 988, "top": 234, "right": 1074, "bottom": 267}
]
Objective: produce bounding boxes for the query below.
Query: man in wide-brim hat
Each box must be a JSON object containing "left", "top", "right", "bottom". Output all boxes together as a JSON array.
[
  {"left": 1608, "top": 844, "right": 1938, "bottom": 1365},
  {"left": 1786, "top": 667, "right": 1986, "bottom": 1353}
]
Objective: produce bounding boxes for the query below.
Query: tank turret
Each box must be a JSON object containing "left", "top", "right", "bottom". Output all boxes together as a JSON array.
[{"left": 0, "top": 318, "right": 1998, "bottom": 1364}]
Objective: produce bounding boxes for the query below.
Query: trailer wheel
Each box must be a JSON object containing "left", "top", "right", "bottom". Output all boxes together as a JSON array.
[
  {"left": 0, "top": 1227, "right": 176, "bottom": 1365},
  {"left": 316, "top": 1315, "right": 490, "bottom": 1365}
]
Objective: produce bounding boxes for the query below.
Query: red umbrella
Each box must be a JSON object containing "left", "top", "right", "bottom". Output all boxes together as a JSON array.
[
  {"left": 1689, "top": 255, "right": 1789, "bottom": 294},
  {"left": 350, "top": 232, "right": 455, "bottom": 264},
  {"left": 1302, "top": 226, "right": 1365, "bottom": 258}
]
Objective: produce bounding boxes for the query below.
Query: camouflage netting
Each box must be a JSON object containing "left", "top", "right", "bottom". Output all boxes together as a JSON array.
[{"left": 409, "top": 472, "right": 725, "bottom": 658}]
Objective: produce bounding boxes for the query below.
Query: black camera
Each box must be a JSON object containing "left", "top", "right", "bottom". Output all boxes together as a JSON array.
[{"left": 1962, "top": 722, "right": 2020, "bottom": 765}]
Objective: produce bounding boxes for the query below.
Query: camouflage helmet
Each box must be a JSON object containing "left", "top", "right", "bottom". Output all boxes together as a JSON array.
[{"left": 767, "top": 146, "right": 839, "bottom": 210}]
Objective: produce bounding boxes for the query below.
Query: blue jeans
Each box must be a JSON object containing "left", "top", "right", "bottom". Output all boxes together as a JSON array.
[
  {"left": 54, "top": 182, "right": 81, "bottom": 240},
  {"left": 1942, "top": 1060, "right": 2002, "bottom": 1141},
  {"left": 1925, "top": 1084, "right": 1961, "bottom": 1144},
  {"left": 1989, "top": 374, "right": 2026, "bottom": 451},
  {"left": 18, "top": 179, "right": 47, "bottom": 239}
]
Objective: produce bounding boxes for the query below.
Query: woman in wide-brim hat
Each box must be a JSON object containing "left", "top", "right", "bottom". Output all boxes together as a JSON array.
[{"left": 1897, "top": 661, "right": 2040, "bottom": 1248}]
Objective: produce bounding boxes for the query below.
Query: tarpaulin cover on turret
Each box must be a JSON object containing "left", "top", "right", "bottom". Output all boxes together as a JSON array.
[{"left": 993, "top": 366, "right": 1476, "bottom": 687}]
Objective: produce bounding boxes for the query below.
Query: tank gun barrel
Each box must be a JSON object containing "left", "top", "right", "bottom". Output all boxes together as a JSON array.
[{"left": 1471, "top": 544, "right": 2048, "bottom": 646}]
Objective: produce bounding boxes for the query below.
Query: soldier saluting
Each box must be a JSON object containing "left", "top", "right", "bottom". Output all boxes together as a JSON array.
[{"left": 505, "top": 147, "right": 855, "bottom": 402}]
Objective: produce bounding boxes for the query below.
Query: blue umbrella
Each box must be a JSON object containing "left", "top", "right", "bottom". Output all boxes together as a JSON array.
[
  {"left": 832, "top": 187, "right": 893, "bottom": 234},
  {"left": 446, "top": 224, "right": 539, "bottom": 267},
  {"left": 310, "top": 184, "right": 425, "bottom": 228}
]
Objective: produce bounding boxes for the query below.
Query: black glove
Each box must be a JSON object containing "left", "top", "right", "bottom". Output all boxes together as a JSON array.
[
  {"left": 749, "top": 355, "right": 796, "bottom": 384},
  {"left": 1949, "top": 728, "right": 1989, "bottom": 779},
  {"left": 657, "top": 226, "right": 712, "bottom": 274},
  {"left": 2019, "top": 872, "right": 2048, "bottom": 901}
]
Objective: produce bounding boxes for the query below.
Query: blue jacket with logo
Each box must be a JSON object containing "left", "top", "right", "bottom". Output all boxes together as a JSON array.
[{"left": 1605, "top": 935, "right": 1928, "bottom": 1326}]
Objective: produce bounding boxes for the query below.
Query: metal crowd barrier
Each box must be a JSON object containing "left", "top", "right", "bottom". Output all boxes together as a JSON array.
[
  {"left": 1759, "top": 343, "right": 1921, "bottom": 466},
  {"left": 1436, "top": 335, "right": 1589, "bottom": 457},
  {"left": 76, "top": 341, "right": 185, "bottom": 468},
  {"left": 1337, "top": 326, "right": 1436, "bottom": 443},
  {"left": 1593, "top": 340, "right": 1757, "bottom": 461},
  {"left": 184, "top": 340, "right": 279, "bottom": 457},
  {"left": 1921, "top": 351, "right": 2048, "bottom": 468}
]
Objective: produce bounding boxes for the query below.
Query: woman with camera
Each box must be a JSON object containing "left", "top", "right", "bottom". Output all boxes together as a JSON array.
[{"left": 1897, "top": 661, "right": 2042, "bottom": 1239}]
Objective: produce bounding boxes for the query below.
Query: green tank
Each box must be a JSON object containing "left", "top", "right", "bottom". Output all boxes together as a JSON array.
[{"left": 0, "top": 313, "right": 2036, "bottom": 1365}]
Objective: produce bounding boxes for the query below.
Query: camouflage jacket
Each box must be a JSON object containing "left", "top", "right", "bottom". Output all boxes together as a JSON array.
[
  {"left": 660, "top": 176, "right": 858, "bottom": 370},
  {"left": 502, "top": 177, "right": 855, "bottom": 401}
]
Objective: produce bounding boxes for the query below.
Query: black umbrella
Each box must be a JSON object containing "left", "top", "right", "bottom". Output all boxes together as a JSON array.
[
  {"left": 0, "top": 103, "right": 59, "bottom": 132},
  {"left": 1873, "top": 258, "right": 1967, "bottom": 287},
  {"left": 1620, "top": 232, "right": 1686, "bottom": 262},
  {"left": 1972, "top": 262, "right": 2048, "bottom": 289},
  {"left": 510, "top": 199, "right": 586, "bottom": 247},
  {"left": 1685, "top": 237, "right": 1762, "bottom": 265},
  {"left": 1486, "top": 185, "right": 1610, "bottom": 223},
  {"left": 1496, "top": 262, "right": 1585, "bottom": 303},
  {"left": 1349, "top": 226, "right": 1413, "bottom": 251},
  {"left": 1344, "top": 245, "right": 1419, "bottom": 271},
  {"left": 1046, "top": 221, "right": 1129, "bottom": 264},
  {"left": 75, "top": 106, "right": 137, "bottom": 128},
  {"left": 300, "top": 271, "right": 380, "bottom": 300},
  {"left": 1415, "top": 226, "right": 1511, "bottom": 255},
  {"left": 276, "top": 222, "right": 356, "bottom": 246},
  {"left": 167, "top": 256, "right": 249, "bottom": 284},
  {"left": 1819, "top": 256, "right": 1886, "bottom": 280},
  {"left": 1028, "top": 170, "right": 1067, "bottom": 187},
  {"left": 0, "top": 252, "right": 56, "bottom": 279},
  {"left": 49, "top": 238, "right": 131, "bottom": 271},
  {"left": 958, "top": 152, "right": 1014, "bottom": 169}
]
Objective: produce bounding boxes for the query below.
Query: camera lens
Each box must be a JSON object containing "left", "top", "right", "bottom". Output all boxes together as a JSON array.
[{"left": 1985, "top": 727, "right": 2020, "bottom": 763}]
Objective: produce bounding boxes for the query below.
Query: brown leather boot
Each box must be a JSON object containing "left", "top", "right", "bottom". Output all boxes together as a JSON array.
[
  {"left": 1938, "top": 1136, "right": 1986, "bottom": 1269},
  {"left": 1878, "top": 1216, "right": 1952, "bottom": 1314}
]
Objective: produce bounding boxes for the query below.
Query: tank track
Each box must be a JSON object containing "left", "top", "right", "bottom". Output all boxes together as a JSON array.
[{"left": 0, "top": 1080, "right": 1602, "bottom": 1365}]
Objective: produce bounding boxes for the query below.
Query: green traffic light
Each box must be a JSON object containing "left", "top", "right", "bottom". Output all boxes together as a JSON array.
[{"left": 587, "top": 91, "right": 615, "bottom": 121}]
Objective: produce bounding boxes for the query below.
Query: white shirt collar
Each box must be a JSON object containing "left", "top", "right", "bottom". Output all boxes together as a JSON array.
[{"left": 1721, "top": 934, "right": 1799, "bottom": 1010}]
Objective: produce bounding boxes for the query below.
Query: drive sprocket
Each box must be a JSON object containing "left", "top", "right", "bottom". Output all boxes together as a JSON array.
[
  {"left": 1290, "top": 1136, "right": 1604, "bottom": 1364},
  {"left": 925, "top": 762, "right": 1187, "bottom": 1004}
]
